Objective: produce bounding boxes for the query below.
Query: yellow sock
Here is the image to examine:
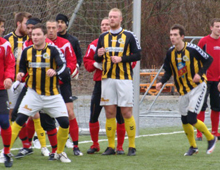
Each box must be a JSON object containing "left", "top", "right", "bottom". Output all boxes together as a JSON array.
[
  {"left": 194, "top": 119, "right": 214, "bottom": 141},
  {"left": 105, "top": 118, "right": 116, "bottom": 149},
  {"left": 182, "top": 123, "right": 197, "bottom": 148},
  {"left": 33, "top": 118, "right": 46, "bottom": 148},
  {"left": 124, "top": 116, "right": 136, "bottom": 148},
  {"left": 57, "top": 127, "right": 69, "bottom": 154},
  {"left": 10, "top": 122, "right": 22, "bottom": 149}
]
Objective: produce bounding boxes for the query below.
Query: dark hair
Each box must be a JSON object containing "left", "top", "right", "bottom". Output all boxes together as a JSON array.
[
  {"left": 170, "top": 24, "right": 185, "bottom": 36},
  {"left": 210, "top": 18, "right": 220, "bottom": 27},
  {"left": 14, "top": 12, "right": 32, "bottom": 28},
  {"left": 32, "top": 23, "right": 47, "bottom": 35},
  {"left": 0, "top": 16, "right": 5, "bottom": 24},
  {"left": 26, "top": 17, "right": 42, "bottom": 25}
]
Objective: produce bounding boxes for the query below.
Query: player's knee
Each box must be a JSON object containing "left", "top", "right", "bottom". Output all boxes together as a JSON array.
[
  {"left": 56, "top": 117, "right": 69, "bottom": 129},
  {"left": 181, "top": 115, "right": 188, "bottom": 124},
  {"left": 16, "top": 113, "right": 29, "bottom": 126},
  {"left": 187, "top": 111, "right": 197, "bottom": 125}
]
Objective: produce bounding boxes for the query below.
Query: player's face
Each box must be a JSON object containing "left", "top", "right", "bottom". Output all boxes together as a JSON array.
[
  {"left": 0, "top": 22, "right": 5, "bottom": 37},
  {"left": 211, "top": 22, "right": 220, "bottom": 37},
  {"left": 46, "top": 22, "right": 58, "bottom": 40},
  {"left": 100, "top": 19, "right": 110, "bottom": 33},
  {"left": 108, "top": 11, "right": 122, "bottom": 30},
  {"left": 19, "top": 17, "right": 28, "bottom": 36},
  {"left": 32, "top": 28, "right": 46, "bottom": 47},
  {"left": 170, "top": 29, "right": 184, "bottom": 46},
  {"left": 57, "top": 20, "right": 67, "bottom": 34},
  {"left": 27, "top": 24, "right": 34, "bottom": 39}
]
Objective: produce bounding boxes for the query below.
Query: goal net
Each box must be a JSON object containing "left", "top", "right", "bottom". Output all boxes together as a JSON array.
[{"left": 0, "top": 0, "right": 134, "bottom": 134}]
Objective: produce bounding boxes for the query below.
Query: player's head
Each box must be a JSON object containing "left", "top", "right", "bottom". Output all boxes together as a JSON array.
[
  {"left": 26, "top": 18, "right": 42, "bottom": 39},
  {"left": 32, "top": 23, "right": 47, "bottom": 48},
  {"left": 210, "top": 18, "right": 220, "bottom": 37},
  {"left": 14, "top": 12, "right": 32, "bottom": 35},
  {"left": 56, "top": 13, "right": 69, "bottom": 34},
  {"left": 0, "top": 16, "right": 5, "bottom": 37},
  {"left": 46, "top": 19, "right": 58, "bottom": 41},
  {"left": 108, "top": 8, "right": 122, "bottom": 30},
  {"left": 170, "top": 24, "right": 185, "bottom": 46},
  {"left": 101, "top": 17, "right": 110, "bottom": 33}
]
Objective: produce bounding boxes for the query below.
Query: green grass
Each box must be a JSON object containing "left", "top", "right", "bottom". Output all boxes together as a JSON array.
[{"left": 1, "top": 126, "right": 220, "bottom": 170}]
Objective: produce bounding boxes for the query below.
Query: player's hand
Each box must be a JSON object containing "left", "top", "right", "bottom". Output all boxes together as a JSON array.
[
  {"left": 46, "top": 69, "right": 56, "bottom": 77},
  {"left": 11, "top": 80, "right": 20, "bottom": 93},
  {"left": 17, "top": 72, "right": 25, "bottom": 82},
  {"left": 111, "top": 56, "right": 122, "bottom": 63},
  {"left": 4, "top": 78, "right": 13, "bottom": 89},
  {"left": 193, "top": 74, "right": 201, "bottom": 83},
  {"left": 93, "top": 62, "right": 102, "bottom": 70},
  {"left": 97, "top": 47, "right": 105, "bottom": 57},
  {"left": 156, "top": 82, "right": 162, "bottom": 91},
  {"left": 218, "top": 82, "right": 220, "bottom": 92}
]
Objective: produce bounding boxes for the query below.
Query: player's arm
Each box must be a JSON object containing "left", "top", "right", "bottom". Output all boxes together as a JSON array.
[
  {"left": 71, "top": 37, "right": 82, "bottom": 67},
  {"left": 194, "top": 45, "right": 213, "bottom": 77},
  {"left": 83, "top": 41, "right": 100, "bottom": 72},
  {"left": 17, "top": 49, "right": 28, "bottom": 81},
  {"left": 156, "top": 52, "right": 172, "bottom": 90},
  {"left": 94, "top": 35, "right": 104, "bottom": 63},
  {"left": 4, "top": 42, "right": 15, "bottom": 89},
  {"left": 51, "top": 46, "right": 70, "bottom": 82}
]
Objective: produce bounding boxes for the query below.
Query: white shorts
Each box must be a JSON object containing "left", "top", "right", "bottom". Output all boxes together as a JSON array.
[
  {"left": 18, "top": 88, "right": 68, "bottom": 118},
  {"left": 179, "top": 82, "right": 207, "bottom": 116},
  {"left": 100, "top": 78, "right": 133, "bottom": 107},
  {"left": 7, "top": 82, "right": 25, "bottom": 109}
]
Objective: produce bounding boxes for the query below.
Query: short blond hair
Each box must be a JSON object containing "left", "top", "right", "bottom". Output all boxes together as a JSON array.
[{"left": 109, "top": 8, "right": 122, "bottom": 17}]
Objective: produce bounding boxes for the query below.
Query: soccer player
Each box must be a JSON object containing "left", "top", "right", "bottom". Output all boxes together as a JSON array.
[
  {"left": 0, "top": 16, "right": 15, "bottom": 168},
  {"left": 56, "top": 13, "right": 82, "bottom": 67},
  {"left": 196, "top": 18, "right": 220, "bottom": 140},
  {"left": 156, "top": 24, "right": 217, "bottom": 156},
  {"left": 84, "top": 17, "right": 128, "bottom": 154},
  {"left": 94, "top": 8, "right": 141, "bottom": 156},
  {"left": 10, "top": 23, "right": 71, "bottom": 163},
  {"left": 12, "top": 17, "right": 54, "bottom": 158},
  {"left": 46, "top": 19, "right": 83, "bottom": 156},
  {"left": 3, "top": 12, "right": 33, "bottom": 157}
]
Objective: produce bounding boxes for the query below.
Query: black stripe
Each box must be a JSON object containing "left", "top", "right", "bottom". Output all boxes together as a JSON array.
[
  {"left": 107, "top": 35, "right": 113, "bottom": 78},
  {"left": 32, "top": 49, "right": 36, "bottom": 92},
  {"left": 41, "top": 49, "right": 46, "bottom": 95}
]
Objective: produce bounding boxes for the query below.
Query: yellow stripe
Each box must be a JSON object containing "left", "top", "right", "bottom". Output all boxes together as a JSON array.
[
  {"left": 111, "top": 36, "right": 117, "bottom": 79},
  {"left": 35, "top": 50, "right": 42, "bottom": 95},
  {"left": 103, "top": 34, "right": 110, "bottom": 79},
  {"left": 171, "top": 50, "right": 183, "bottom": 94},
  {"left": 27, "top": 48, "right": 33, "bottom": 89}
]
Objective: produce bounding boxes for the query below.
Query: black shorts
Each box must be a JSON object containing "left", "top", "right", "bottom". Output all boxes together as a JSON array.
[
  {"left": 39, "top": 111, "right": 56, "bottom": 131},
  {"left": 0, "top": 90, "right": 9, "bottom": 115},
  {"left": 60, "top": 80, "right": 73, "bottom": 103},
  {"left": 201, "top": 81, "right": 220, "bottom": 111}
]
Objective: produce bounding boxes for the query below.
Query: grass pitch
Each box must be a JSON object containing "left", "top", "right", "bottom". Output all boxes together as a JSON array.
[{"left": 1, "top": 126, "right": 220, "bottom": 170}]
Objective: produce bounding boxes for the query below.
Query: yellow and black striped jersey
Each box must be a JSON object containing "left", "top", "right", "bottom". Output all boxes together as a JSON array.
[
  {"left": 4, "top": 32, "right": 29, "bottom": 80},
  {"left": 19, "top": 43, "right": 66, "bottom": 96},
  {"left": 160, "top": 42, "right": 213, "bottom": 96},
  {"left": 94, "top": 28, "right": 141, "bottom": 80}
]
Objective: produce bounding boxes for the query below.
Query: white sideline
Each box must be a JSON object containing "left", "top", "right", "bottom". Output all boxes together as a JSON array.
[{"left": 1, "top": 130, "right": 187, "bottom": 151}]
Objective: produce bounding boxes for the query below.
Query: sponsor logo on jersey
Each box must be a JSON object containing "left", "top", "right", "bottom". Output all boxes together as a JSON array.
[
  {"left": 29, "top": 62, "right": 50, "bottom": 68},
  {"left": 214, "top": 46, "right": 220, "bottom": 50},
  {"left": 105, "top": 47, "right": 124, "bottom": 53}
]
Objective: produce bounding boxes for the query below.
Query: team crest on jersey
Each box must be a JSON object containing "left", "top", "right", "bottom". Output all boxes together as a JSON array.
[
  {"left": 42, "top": 53, "right": 50, "bottom": 59},
  {"left": 177, "top": 62, "right": 187, "bottom": 78},
  {"left": 182, "top": 55, "right": 189, "bottom": 61},
  {"left": 14, "top": 47, "right": 22, "bottom": 59},
  {"left": 118, "top": 38, "right": 125, "bottom": 44}
]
